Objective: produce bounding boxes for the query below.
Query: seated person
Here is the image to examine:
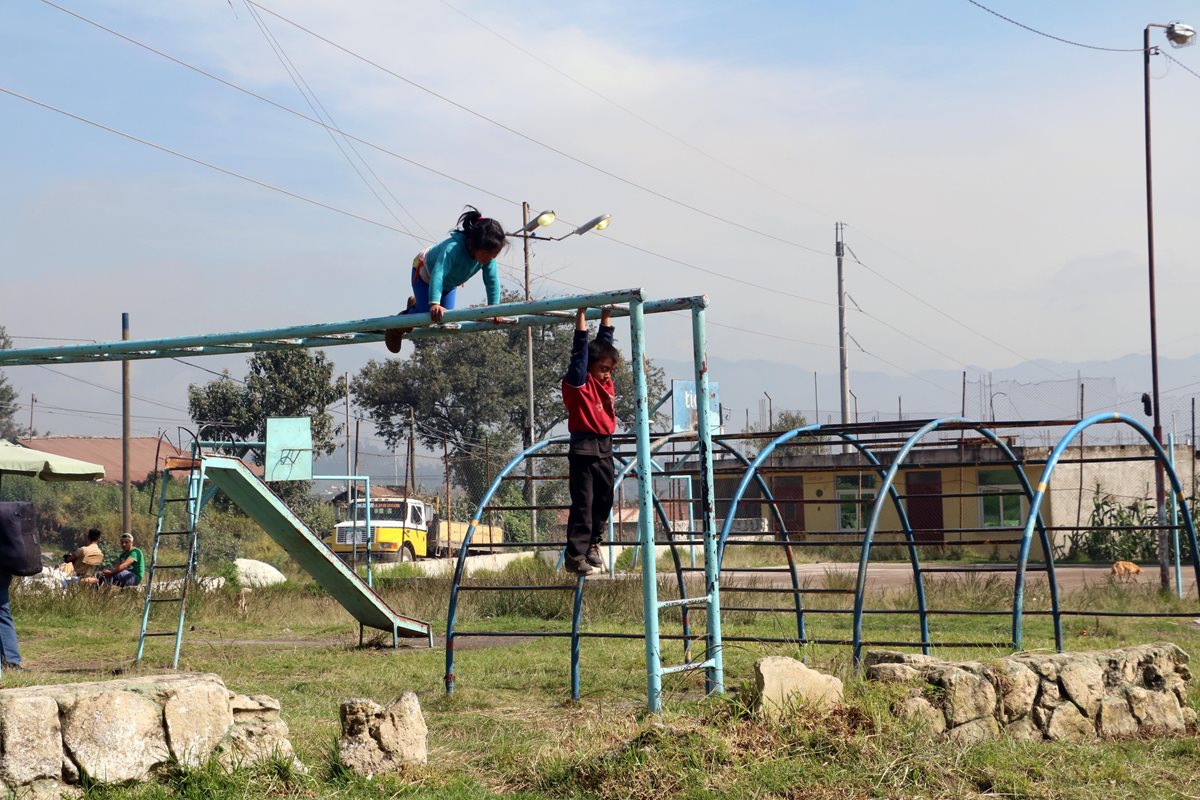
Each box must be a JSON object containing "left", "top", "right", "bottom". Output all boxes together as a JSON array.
[
  {"left": 62, "top": 529, "right": 105, "bottom": 581},
  {"left": 89, "top": 533, "right": 144, "bottom": 588}
]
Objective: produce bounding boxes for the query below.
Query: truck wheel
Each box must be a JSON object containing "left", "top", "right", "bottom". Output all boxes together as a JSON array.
[{"left": 400, "top": 544, "right": 416, "bottom": 563}]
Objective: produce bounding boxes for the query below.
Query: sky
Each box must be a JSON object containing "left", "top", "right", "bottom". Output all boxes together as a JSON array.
[{"left": 3, "top": 0, "right": 1200, "bottom": 466}]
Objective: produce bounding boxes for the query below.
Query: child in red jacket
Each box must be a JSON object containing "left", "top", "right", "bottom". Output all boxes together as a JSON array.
[{"left": 561, "top": 307, "right": 619, "bottom": 576}]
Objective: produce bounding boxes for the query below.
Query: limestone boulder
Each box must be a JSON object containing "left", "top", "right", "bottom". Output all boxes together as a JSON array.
[
  {"left": 1004, "top": 717, "right": 1043, "bottom": 742},
  {"left": 1059, "top": 660, "right": 1104, "bottom": 718},
  {"left": 62, "top": 691, "right": 169, "bottom": 783},
  {"left": 947, "top": 717, "right": 999, "bottom": 746},
  {"left": 893, "top": 696, "right": 945, "bottom": 734},
  {"left": 1098, "top": 696, "right": 1138, "bottom": 738},
  {"left": 233, "top": 559, "right": 286, "bottom": 588},
  {"left": 1046, "top": 703, "right": 1094, "bottom": 743},
  {"left": 867, "top": 663, "right": 919, "bottom": 683},
  {"left": 164, "top": 682, "right": 234, "bottom": 767},
  {"left": 0, "top": 695, "right": 61, "bottom": 785},
  {"left": 753, "top": 657, "right": 843, "bottom": 716},
  {"left": 934, "top": 667, "right": 996, "bottom": 727},
  {"left": 1126, "top": 686, "right": 1185, "bottom": 734},
  {"left": 338, "top": 695, "right": 428, "bottom": 778},
  {"left": 220, "top": 693, "right": 299, "bottom": 769},
  {"left": 996, "top": 661, "right": 1039, "bottom": 723}
]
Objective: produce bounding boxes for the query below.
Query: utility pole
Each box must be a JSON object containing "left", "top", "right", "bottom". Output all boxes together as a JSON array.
[
  {"left": 522, "top": 202, "right": 539, "bottom": 545},
  {"left": 836, "top": 222, "right": 850, "bottom": 451},
  {"left": 344, "top": 373, "right": 352, "bottom": 504},
  {"left": 121, "top": 313, "right": 131, "bottom": 536},
  {"left": 28, "top": 394, "right": 35, "bottom": 435}
]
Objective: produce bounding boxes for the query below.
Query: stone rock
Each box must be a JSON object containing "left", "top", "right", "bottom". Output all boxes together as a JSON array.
[
  {"left": 893, "top": 696, "right": 945, "bottom": 734},
  {"left": 220, "top": 692, "right": 299, "bottom": 769},
  {"left": 164, "top": 681, "right": 233, "bottom": 767},
  {"left": 1098, "top": 696, "right": 1138, "bottom": 738},
  {"left": 1004, "top": 717, "right": 1043, "bottom": 742},
  {"left": 862, "top": 651, "right": 937, "bottom": 668},
  {"left": 753, "top": 656, "right": 844, "bottom": 716},
  {"left": 1126, "top": 686, "right": 1185, "bottom": 734},
  {"left": 17, "top": 778, "right": 82, "bottom": 799},
  {"left": 62, "top": 691, "right": 169, "bottom": 783},
  {"left": 996, "top": 661, "right": 1039, "bottom": 723},
  {"left": 0, "top": 695, "right": 61, "bottom": 785},
  {"left": 19, "top": 567, "right": 70, "bottom": 593},
  {"left": 947, "top": 717, "right": 999, "bottom": 746},
  {"left": 1046, "top": 703, "right": 1095, "bottom": 742},
  {"left": 1183, "top": 706, "right": 1198, "bottom": 728},
  {"left": 157, "top": 576, "right": 226, "bottom": 595},
  {"left": 867, "top": 663, "right": 919, "bottom": 683},
  {"left": 1059, "top": 661, "right": 1104, "bottom": 718},
  {"left": 935, "top": 667, "right": 996, "bottom": 727},
  {"left": 233, "top": 559, "right": 286, "bottom": 588},
  {"left": 338, "top": 695, "right": 427, "bottom": 777},
  {"left": 1037, "top": 679, "right": 1061, "bottom": 710}
]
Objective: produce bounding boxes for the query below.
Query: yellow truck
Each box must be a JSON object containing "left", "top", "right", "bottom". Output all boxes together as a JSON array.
[{"left": 324, "top": 497, "right": 503, "bottom": 562}]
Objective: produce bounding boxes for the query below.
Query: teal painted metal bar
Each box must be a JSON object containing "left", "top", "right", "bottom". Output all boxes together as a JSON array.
[
  {"left": 628, "top": 297, "right": 663, "bottom": 711},
  {"left": 1169, "top": 433, "right": 1182, "bottom": 599},
  {"left": 0, "top": 292, "right": 708, "bottom": 367},
  {"left": 690, "top": 300, "right": 723, "bottom": 697}
]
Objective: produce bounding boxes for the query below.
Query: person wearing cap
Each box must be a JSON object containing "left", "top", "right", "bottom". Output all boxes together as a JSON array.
[{"left": 97, "top": 533, "right": 144, "bottom": 588}]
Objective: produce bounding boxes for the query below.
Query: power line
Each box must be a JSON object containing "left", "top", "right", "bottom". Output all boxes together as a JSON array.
[
  {"left": 962, "top": 0, "right": 1144, "bottom": 53},
  {"left": 35, "top": 0, "right": 520, "bottom": 211},
  {"left": 242, "top": 0, "right": 426, "bottom": 242},
  {"left": 0, "top": 84, "right": 424, "bottom": 242},
  {"left": 842, "top": 240, "right": 1069, "bottom": 380},
  {"left": 434, "top": 0, "right": 809, "bottom": 210},
  {"left": 34, "top": 365, "right": 189, "bottom": 412},
  {"left": 247, "top": 1, "right": 831, "bottom": 257},
  {"left": 1162, "top": 51, "right": 1200, "bottom": 82}
]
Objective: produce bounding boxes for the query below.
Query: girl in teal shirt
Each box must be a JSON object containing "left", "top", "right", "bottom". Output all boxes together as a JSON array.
[{"left": 385, "top": 207, "right": 505, "bottom": 353}]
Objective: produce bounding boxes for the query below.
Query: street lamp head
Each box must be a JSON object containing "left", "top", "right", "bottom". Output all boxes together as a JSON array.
[
  {"left": 1166, "top": 22, "right": 1196, "bottom": 47},
  {"left": 573, "top": 214, "right": 612, "bottom": 236},
  {"left": 514, "top": 210, "right": 556, "bottom": 234}
]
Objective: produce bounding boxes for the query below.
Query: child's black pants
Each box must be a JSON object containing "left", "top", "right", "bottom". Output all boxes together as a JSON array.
[{"left": 566, "top": 438, "right": 614, "bottom": 561}]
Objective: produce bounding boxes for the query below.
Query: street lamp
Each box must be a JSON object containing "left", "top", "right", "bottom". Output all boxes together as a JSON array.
[
  {"left": 508, "top": 204, "right": 612, "bottom": 544},
  {"left": 1143, "top": 20, "right": 1195, "bottom": 590}
]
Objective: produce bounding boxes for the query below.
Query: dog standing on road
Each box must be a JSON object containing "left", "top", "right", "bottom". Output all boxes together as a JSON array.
[{"left": 1111, "top": 561, "right": 1142, "bottom": 580}]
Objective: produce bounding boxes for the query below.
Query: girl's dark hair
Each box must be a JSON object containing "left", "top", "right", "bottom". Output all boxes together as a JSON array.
[
  {"left": 456, "top": 205, "right": 507, "bottom": 256},
  {"left": 589, "top": 339, "right": 621, "bottom": 366}
]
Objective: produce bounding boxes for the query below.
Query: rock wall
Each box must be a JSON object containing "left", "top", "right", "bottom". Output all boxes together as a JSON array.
[
  {"left": 867, "top": 642, "right": 1196, "bottom": 743},
  {"left": 0, "top": 673, "right": 296, "bottom": 797}
]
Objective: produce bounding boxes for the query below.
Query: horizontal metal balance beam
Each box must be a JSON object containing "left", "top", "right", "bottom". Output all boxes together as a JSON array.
[{"left": 0, "top": 290, "right": 707, "bottom": 367}]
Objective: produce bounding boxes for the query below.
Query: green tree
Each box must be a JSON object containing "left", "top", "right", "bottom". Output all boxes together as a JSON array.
[
  {"left": 745, "top": 409, "right": 818, "bottom": 457},
  {"left": 0, "top": 327, "right": 30, "bottom": 439},
  {"left": 186, "top": 350, "right": 343, "bottom": 460},
  {"left": 186, "top": 350, "right": 343, "bottom": 531}
]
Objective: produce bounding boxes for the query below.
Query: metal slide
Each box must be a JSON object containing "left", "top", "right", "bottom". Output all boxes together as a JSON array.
[{"left": 202, "top": 455, "right": 432, "bottom": 644}]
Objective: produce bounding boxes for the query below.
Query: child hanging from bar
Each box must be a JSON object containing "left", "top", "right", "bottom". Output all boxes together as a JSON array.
[
  {"left": 385, "top": 206, "right": 505, "bottom": 353},
  {"left": 561, "top": 306, "right": 619, "bottom": 576}
]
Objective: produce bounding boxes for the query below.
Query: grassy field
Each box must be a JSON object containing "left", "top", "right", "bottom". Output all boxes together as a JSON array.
[{"left": 8, "top": 558, "right": 1200, "bottom": 800}]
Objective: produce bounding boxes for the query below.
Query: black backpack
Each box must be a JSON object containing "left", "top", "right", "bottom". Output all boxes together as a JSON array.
[{"left": 0, "top": 502, "right": 43, "bottom": 577}]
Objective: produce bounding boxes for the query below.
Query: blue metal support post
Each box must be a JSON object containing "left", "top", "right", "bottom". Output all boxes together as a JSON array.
[
  {"left": 691, "top": 299, "right": 723, "bottom": 696},
  {"left": 629, "top": 297, "right": 663, "bottom": 711}
]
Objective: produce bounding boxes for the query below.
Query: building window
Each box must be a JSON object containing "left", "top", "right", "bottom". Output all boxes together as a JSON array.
[
  {"left": 837, "top": 474, "right": 877, "bottom": 531},
  {"left": 979, "top": 469, "right": 1026, "bottom": 529}
]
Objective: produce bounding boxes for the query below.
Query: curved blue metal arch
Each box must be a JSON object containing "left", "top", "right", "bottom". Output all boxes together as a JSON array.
[
  {"left": 850, "top": 418, "right": 1059, "bottom": 665},
  {"left": 445, "top": 435, "right": 567, "bottom": 694},
  {"left": 1013, "top": 412, "right": 1200, "bottom": 649},
  {"left": 718, "top": 425, "right": 931, "bottom": 652}
]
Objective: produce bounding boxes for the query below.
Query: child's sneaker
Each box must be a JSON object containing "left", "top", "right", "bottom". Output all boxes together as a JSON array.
[
  {"left": 585, "top": 543, "right": 604, "bottom": 569},
  {"left": 566, "top": 557, "right": 596, "bottom": 577},
  {"left": 384, "top": 328, "right": 405, "bottom": 354}
]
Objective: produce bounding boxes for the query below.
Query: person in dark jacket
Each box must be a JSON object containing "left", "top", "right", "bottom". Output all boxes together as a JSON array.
[{"left": 561, "top": 307, "right": 619, "bottom": 576}]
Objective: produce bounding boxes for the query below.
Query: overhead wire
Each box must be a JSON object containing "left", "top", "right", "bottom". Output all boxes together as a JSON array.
[
  {"left": 0, "top": 85, "right": 425, "bottom": 242},
  {"left": 241, "top": 0, "right": 429, "bottom": 241},
  {"left": 36, "top": 0, "right": 981, "bottom": 380},
  {"left": 962, "top": 0, "right": 1144, "bottom": 53},
  {"left": 246, "top": 0, "right": 831, "bottom": 257}
]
